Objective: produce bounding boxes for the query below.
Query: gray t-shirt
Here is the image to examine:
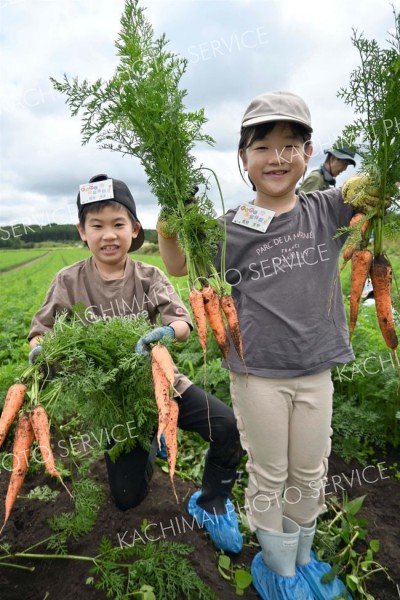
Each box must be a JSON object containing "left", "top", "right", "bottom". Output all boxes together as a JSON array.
[
  {"left": 29, "top": 257, "right": 193, "bottom": 395},
  {"left": 216, "top": 187, "right": 355, "bottom": 377}
]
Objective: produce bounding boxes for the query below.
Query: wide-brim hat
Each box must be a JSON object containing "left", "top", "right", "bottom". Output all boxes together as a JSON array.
[
  {"left": 241, "top": 91, "right": 313, "bottom": 133},
  {"left": 324, "top": 148, "right": 356, "bottom": 167},
  {"left": 77, "top": 174, "right": 145, "bottom": 253}
]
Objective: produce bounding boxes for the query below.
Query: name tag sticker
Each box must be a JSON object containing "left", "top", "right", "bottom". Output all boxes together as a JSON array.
[
  {"left": 232, "top": 203, "right": 275, "bottom": 232},
  {"left": 79, "top": 179, "right": 114, "bottom": 205}
]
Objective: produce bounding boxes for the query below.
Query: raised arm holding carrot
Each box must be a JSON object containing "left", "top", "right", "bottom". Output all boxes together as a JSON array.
[{"left": 158, "top": 91, "right": 387, "bottom": 600}]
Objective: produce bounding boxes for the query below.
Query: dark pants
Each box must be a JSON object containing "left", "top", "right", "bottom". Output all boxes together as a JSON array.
[{"left": 104, "top": 384, "right": 242, "bottom": 510}]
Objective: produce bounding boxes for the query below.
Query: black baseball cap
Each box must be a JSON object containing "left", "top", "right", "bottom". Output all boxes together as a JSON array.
[
  {"left": 77, "top": 174, "right": 144, "bottom": 252},
  {"left": 324, "top": 148, "right": 356, "bottom": 167}
]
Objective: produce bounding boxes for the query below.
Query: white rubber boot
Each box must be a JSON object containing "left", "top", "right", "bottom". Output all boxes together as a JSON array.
[
  {"left": 296, "top": 520, "right": 316, "bottom": 566},
  {"left": 251, "top": 517, "right": 314, "bottom": 599},
  {"left": 256, "top": 516, "right": 300, "bottom": 576}
]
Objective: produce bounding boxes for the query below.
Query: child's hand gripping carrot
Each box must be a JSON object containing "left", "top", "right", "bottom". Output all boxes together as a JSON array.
[
  {"left": 135, "top": 326, "right": 175, "bottom": 355},
  {"left": 342, "top": 175, "right": 392, "bottom": 210}
]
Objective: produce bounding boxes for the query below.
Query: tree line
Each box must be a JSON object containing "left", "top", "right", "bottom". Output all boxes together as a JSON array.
[{"left": 0, "top": 224, "right": 158, "bottom": 248}]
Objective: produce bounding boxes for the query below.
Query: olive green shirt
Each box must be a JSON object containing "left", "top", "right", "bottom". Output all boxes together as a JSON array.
[{"left": 298, "top": 169, "right": 330, "bottom": 193}]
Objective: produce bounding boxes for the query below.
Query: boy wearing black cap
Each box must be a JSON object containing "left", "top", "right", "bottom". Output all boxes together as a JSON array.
[
  {"left": 298, "top": 146, "right": 356, "bottom": 193},
  {"left": 28, "top": 174, "right": 243, "bottom": 554}
]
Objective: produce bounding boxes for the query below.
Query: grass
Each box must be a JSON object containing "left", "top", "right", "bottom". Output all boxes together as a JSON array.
[
  {"left": 0, "top": 249, "right": 49, "bottom": 272},
  {"left": 132, "top": 252, "right": 190, "bottom": 301}
]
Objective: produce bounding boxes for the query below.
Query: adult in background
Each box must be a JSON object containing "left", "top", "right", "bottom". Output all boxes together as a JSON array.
[{"left": 298, "top": 147, "right": 356, "bottom": 193}]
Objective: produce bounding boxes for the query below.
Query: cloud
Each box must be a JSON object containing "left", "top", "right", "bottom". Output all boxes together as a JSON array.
[{"left": 0, "top": 0, "right": 398, "bottom": 228}]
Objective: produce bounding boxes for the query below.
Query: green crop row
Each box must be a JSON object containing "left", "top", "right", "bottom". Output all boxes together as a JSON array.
[
  {"left": 0, "top": 250, "right": 89, "bottom": 372},
  {"left": 0, "top": 249, "right": 49, "bottom": 271}
]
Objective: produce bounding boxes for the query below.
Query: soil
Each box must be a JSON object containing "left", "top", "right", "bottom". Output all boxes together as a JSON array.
[{"left": 0, "top": 449, "right": 398, "bottom": 600}]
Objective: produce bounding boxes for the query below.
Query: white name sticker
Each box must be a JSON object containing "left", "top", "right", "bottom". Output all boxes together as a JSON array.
[
  {"left": 232, "top": 203, "right": 275, "bottom": 232},
  {"left": 79, "top": 179, "right": 114, "bottom": 205}
]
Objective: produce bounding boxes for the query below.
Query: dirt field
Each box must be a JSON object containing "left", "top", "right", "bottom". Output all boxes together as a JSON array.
[{"left": 0, "top": 450, "right": 398, "bottom": 600}]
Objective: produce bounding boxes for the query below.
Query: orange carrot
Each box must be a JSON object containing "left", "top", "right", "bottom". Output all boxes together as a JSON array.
[
  {"left": 370, "top": 255, "right": 399, "bottom": 354},
  {"left": 151, "top": 359, "right": 171, "bottom": 446},
  {"left": 341, "top": 213, "right": 369, "bottom": 271},
  {"left": 351, "top": 212, "right": 369, "bottom": 234},
  {"left": 0, "top": 412, "right": 35, "bottom": 535},
  {"left": 151, "top": 344, "right": 175, "bottom": 388},
  {"left": 29, "top": 406, "right": 72, "bottom": 497},
  {"left": 0, "top": 383, "right": 27, "bottom": 448},
  {"left": 349, "top": 249, "right": 373, "bottom": 338},
  {"left": 164, "top": 399, "right": 179, "bottom": 502},
  {"left": 202, "top": 286, "right": 230, "bottom": 361},
  {"left": 189, "top": 288, "right": 207, "bottom": 353},
  {"left": 220, "top": 294, "right": 244, "bottom": 365}
]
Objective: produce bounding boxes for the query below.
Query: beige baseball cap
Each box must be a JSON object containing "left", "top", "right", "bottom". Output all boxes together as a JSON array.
[{"left": 242, "top": 91, "right": 313, "bottom": 133}]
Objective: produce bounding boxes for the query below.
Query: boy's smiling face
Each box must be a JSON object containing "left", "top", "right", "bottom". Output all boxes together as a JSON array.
[
  {"left": 240, "top": 121, "right": 312, "bottom": 208},
  {"left": 77, "top": 204, "right": 141, "bottom": 273}
]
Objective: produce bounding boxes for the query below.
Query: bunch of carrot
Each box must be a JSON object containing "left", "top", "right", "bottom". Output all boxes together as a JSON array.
[
  {"left": 151, "top": 344, "right": 179, "bottom": 501},
  {"left": 341, "top": 213, "right": 398, "bottom": 364},
  {"left": 189, "top": 286, "right": 244, "bottom": 368},
  {"left": 0, "top": 383, "right": 70, "bottom": 535},
  {"left": 336, "top": 10, "right": 400, "bottom": 365}
]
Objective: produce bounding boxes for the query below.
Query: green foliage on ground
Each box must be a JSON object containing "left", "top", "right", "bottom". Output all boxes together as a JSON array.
[
  {"left": 26, "top": 312, "right": 158, "bottom": 457},
  {"left": 315, "top": 494, "right": 392, "bottom": 598},
  {"left": 89, "top": 537, "right": 218, "bottom": 600}
]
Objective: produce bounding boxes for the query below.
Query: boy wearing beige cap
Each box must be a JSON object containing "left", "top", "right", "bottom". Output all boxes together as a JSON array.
[{"left": 157, "top": 91, "right": 374, "bottom": 599}]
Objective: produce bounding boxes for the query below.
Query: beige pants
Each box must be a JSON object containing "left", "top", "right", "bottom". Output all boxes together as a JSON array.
[{"left": 230, "top": 370, "right": 333, "bottom": 532}]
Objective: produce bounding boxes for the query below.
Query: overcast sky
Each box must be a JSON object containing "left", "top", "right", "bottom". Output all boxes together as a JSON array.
[{"left": 1, "top": 0, "right": 398, "bottom": 229}]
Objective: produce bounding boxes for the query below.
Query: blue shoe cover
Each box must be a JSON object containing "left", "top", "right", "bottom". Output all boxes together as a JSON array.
[
  {"left": 251, "top": 552, "right": 314, "bottom": 600},
  {"left": 297, "top": 552, "right": 352, "bottom": 599},
  {"left": 187, "top": 490, "right": 243, "bottom": 553},
  {"left": 156, "top": 433, "right": 167, "bottom": 459}
]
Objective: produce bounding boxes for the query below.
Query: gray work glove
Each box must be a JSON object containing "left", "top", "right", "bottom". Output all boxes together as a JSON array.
[
  {"left": 28, "top": 345, "right": 60, "bottom": 380},
  {"left": 28, "top": 345, "right": 43, "bottom": 365},
  {"left": 135, "top": 326, "right": 175, "bottom": 355}
]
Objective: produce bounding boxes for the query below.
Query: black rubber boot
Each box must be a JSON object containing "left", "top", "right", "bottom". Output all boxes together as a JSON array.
[
  {"left": 105, "top": 434, "right": 158, "bottom": 511},
  {"left": 196, "top": 452, "right": 238, "bottom": 515}
]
